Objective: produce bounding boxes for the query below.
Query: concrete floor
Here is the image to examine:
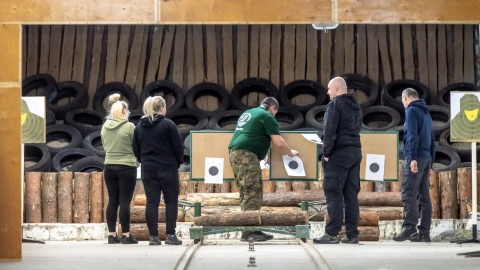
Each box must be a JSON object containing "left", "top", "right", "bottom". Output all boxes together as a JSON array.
[{"left": 1, "top": 240, "right": 479, "bottom": 270}]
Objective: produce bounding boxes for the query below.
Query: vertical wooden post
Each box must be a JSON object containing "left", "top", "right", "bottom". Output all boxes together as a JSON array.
[
  {"left": 429, "top": 170, "right": 441, "bottom": 219},
  {"left": 58, "top": 171, "right": 73, "bottom": 223},
  {"left": 439, "top": 170, "right": 458, "bottom": 219},
  {"left": 41, "top": 172, "right": 58, "bottom": 222},
  {"left": 391, "top": 160, "right": 403, "bottom": 192},
  {"left": 262, "top": 168, "right": 276, "bottom": 193},
  {"left": 90, "top": 172, "right": 104, "bottom": 223},
  {"left": 74, "top": 172, "right": 91, "bottom": 223},
  {"left": 457, "top": 167, "right": 472, "bottom": 219},
  {"left": 24, "top": 172, "right": 42, "bottom": 223},
  {"left": 0, "top": 23, "right": 22, "bottom": 259}
]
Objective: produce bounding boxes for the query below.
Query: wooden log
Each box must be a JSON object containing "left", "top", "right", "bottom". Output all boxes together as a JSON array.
[
  {"left": 184, "top": 206, "right": 242, "bottom": 222},
  {"left": 276, "top": 181, "right": 292, "bottom": 192},
  {"left": 119, "top": 223, "right": 166, "bottom": 241},
  {"left": 360, "top": 182, "right": 374, "bottom": 192},
  {"left": 186, "top": 180, "right": 197, "bottom": 193},
  {"left": 217, "top": 181, "right": 231, "bottom": 193},
  {"left": 90, "top": 172, "right": 103, "bottom": 223},
  {"left": 340, "top": 226, "right": 379, "bottom": 241},
  {"left": 197, "top": 181, "right": 214, "bottom": 193},
  {"left": 131, "top": 180, "right": 145, "bottom": 206},
  {"left": 130, "top": 205, "right": 184, "bottom": 223},
  {"left": 309, "top": 180, "right": 322, "bottom": 191},
  {"left": 230, "top": 181, "right": 239, "bottom": 192},
  {"left": 439, "top": 170, "right": 458, "bottom": 219},
  {"left": 133, "top": 194, "right": 186, "bottom": 206},
  {"left": 360, "top": 207, "right": 404, "bottom": 221},
  {"left": 57, "top": 171, "right": 73, "bottom": 223},
  {"left": 457, "top": 167, "right": 472, "bottom": 219},
  {"left": 292, "top": 181, "right": 309, "bottom": 192},
  {"left": 73, "top": 172, "right": 90, "bottom": 223},
  {"left": 374, "top": 182, "right": 390, "bottom": 192},
  {"left": 391, "top": 160, "right": 403, "bottom": 192},
  {"left": 24, "top": 172, "right": 42, "bottom": 223},
  {"left": 429, "top": 170, "right": 441, "bottom": 219},
  {"left": 325, "top": 211, "right": 379, "bottom": 226},
  {"left": 194, "top": 207, "right": 307, "bottom": 226},
  {"left": 357, "top": 192, "right": 402, "bottom": 207},
  {"left": 186, "top": 193, "right": 240, "bottom": 206},
  {"left": 41, "top": 172, "right": 57, "bottom": 222},
  {"left": 179, "top": 181, "right": 188, "bottom": 195},
  {"left": 261, "top": 169, "right": 276, "bottom": 193}
]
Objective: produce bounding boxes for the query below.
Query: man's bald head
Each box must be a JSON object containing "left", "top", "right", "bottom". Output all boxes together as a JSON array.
[{"left": 327, "top": 77, "right": 348, "bottom": 99}]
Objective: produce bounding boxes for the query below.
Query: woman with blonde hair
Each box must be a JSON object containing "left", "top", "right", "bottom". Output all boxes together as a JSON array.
[
  {"left": 133, "top": 96, "right": 184, "bottom": 245},
  {"left": 101, "top": 93, "right": 138, "bottom": 244}
]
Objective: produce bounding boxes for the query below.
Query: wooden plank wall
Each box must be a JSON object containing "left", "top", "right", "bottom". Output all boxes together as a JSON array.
[{"left": 22, "top": 24, "right": 478, "bottom": 108}]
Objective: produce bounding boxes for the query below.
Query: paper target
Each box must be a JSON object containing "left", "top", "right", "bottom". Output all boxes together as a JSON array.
[
  {"left": 451, "top": 92, "right": 480, "bottom": 142},
  {"left": 21, "top": 97, "right": 46, "bottom": 143},
  {"left": 205, "top": 157, "right": 224, "bottom": 184},
  {"left": 365, "top": 154, "right": 385, "bottom": 181}
]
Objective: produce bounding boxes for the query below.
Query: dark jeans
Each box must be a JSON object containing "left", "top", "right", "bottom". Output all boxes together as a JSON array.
[
  {"left": 104, "top": 165, "right": 137, "bottom": 233},
  {"left": 142, "top": 165, "right": 179, "bottom": 236},
  {"left": 323, "top": 146, "right": 362, "bottom": 238},
  {"left": 401, "top": 158, "right": 432, "bottom": 235}
]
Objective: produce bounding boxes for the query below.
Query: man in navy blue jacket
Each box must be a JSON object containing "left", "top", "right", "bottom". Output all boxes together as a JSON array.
[{"left": 393, "top": 88, "right": 435, "bottom": 243}]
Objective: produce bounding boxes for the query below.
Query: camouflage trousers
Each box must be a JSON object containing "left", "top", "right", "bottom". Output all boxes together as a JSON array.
[{"left": 229, "top": 149, "right": 263, "bottom": 211}]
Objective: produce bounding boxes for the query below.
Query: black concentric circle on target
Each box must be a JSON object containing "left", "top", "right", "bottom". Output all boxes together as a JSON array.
[
  {"left": 288, "top": 161, "right": 299, "bottom": 170},
  {"left": 369, "top": 163, "right": 380, "bottom": 173},
  {"left": 208, "top": 166, "right": 219, "bottom": 176}
]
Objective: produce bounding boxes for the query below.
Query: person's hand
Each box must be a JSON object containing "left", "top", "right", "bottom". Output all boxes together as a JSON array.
[
  {"left": 324, "top": 157, "right": 329, "bottom": 162},
  {"left": 289, "top": 149, "right": 299, "bottom": 157},
  {"left": 410, "top": 160, "right": 418, "bottom": 174},
  {"left": 264, "top": 155, "right": 269, "bottom": 165}
]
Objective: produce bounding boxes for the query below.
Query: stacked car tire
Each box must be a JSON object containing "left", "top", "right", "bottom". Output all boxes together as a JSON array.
[{"left": 23, "top": 73, "right": 470, "bottom": 172}]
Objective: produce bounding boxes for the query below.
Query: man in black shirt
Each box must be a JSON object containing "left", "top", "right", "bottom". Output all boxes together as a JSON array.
[{"left": 313, "top": 77, "right": 363, "bottom": 244}]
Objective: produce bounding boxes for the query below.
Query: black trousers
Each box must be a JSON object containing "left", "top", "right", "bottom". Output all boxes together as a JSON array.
[
  {"left": 142, "top": 165, "right": 179, "bottom": 236},
  {"left": 401, "top": 158, "right": 432, "bottom": 235},
  {"left": 323, "top": 146, "right": 362, "bottom": 238},
  {"left": 104, "top": 165, "right": 137, "bottom": 233}
]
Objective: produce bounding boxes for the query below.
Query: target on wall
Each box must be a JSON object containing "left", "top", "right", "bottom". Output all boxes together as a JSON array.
[
  {"left": 450, "top": 92, "right": 480, "bottom": 142},
  {"left": 365, "top": 154, "right": 385, "bottom": 181},
  {"left": 204, "top": 157, "right": 224, "bottom": 184},
  {"left": 21, "top": 97, "right": 46, "bottom": 144}
]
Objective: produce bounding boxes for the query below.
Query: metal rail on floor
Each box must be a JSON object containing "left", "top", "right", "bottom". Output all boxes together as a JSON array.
[
  {"left": 173, "top": 239, "right": 203, "bottom": 270},
  {"left": 298, "top": 239, "right": 332, "bottom": 270}
]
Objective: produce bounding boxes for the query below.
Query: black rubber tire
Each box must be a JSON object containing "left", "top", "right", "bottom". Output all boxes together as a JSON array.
[
  {"left": 185, "top": 82, "right": 230, "bottom": 117},
  {"left": 83, "top": 130, "right": 105, "bottom": 157},
  {"left": 24, "top": 143, "right": 52, "bottom": 172},
  {"left": 280, "top": 80, "right": 327, "bottom": 113},
  {"left": 276, "top": 107, "right": 304, "bottom": 131},
  {"left": 381, "top": 79, "right": 430, "bottom": 115},
  {"left": 45, "top": 124, "right": 83, "bottom": 157},
  {"left": 69, "top": 156, "right": 105, "bottom": 173},
  {"left": 128, "top": 109, "right": 143, "bottom": 126},
  {"left": 22, "top": 73, "right": 58, "bottom": 102},
  {"left": 428, "top": 105, "right": 450, "bottom": 139},
  {"left": 51, "top": 148, "right": 97, "bottom": 172},
  {"left": 166, "top": 109, "right": 209, "bottom": 139},
  {"left": 230, "top": 78, "right": 279, "bottom": 111},
  {"left": 341, "top": 73, "right": 379, "bottom": 108},
  {"left": 46, "top": 109, "right": 56, "bottom": 126},
  {"left": 93, "top": 82, "right": 139, "bottom": 113},
  {"left": 437, "top": 82, "right": 478, "bottom": 107},
  {"left": 208, "top": 110, "right": 244, "bottom": 130},
  {"left": 432, "top": 145, "right": 461, "bottom": 172},
  {"left": 304, "top": 105, "right": 328, "bottom": 129},
  {"left": 438, "top": 129, "right": 480, "bottom": 162},
  {"left": 140, "top": 80, "right": 185, "bottom": 113},
  {"left": 362, "top": 106, "right": 401, "bottom": 131},
  {"left": 64, "top": 109, "right": 105, "bottom": 138},
  {"left": 47, "top": 81, "right": 88, "bottom": 120}
]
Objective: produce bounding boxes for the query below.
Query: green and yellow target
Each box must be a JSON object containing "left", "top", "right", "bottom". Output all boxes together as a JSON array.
[
  {"left": 21, "top": 97, "right": 46, "bottom": 143},
  {"left": 451, "top": 92, "right": 480, "bottom": 142}
]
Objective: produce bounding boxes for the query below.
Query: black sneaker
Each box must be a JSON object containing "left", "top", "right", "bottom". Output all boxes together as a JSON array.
[
  {"left": 419, "top": 234, "right": 431, "bottom": 243},
  {"left": 121, "top": 235, "right": 138, "bottom": 244},
  {"left": 313, "top": 234, "right": 340, "bottom": 244},
  {"left": 253, "top": 231, "right": 273, "bottom": 240},
  {"left": 393, "top": 230, "right": 419, "bottom": 242},
  {"left": 165, "top": 234, "right": 182, "bottom": 245},
  {"left": 149, "top": 236, "right": 161, "bottom": 246},
  {"left": 340, "top": 236, "right": 359, "bottom": 244},
  {"left": 108, "top": 235, "right": 121, "bottom": 244}
]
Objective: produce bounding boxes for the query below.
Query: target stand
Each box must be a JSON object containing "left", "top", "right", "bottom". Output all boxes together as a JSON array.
[{"left": 187, "top": 130, "right": 319, "bottom": 242}]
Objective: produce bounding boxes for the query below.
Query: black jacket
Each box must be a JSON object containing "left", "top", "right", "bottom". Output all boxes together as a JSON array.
[
  {"left": 322, "top": 93, "right": 362, "bottom": 158},
  {"left": 132, "top": 115, "right": 184, "bottom": 171},
  {"left": 403, "top": 99, "right": 435, "bottom": 163}
]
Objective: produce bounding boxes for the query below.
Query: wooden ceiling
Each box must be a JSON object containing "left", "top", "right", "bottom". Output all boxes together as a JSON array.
[{"left": 1, "top": 0, "right": 480, "bottom": 24}]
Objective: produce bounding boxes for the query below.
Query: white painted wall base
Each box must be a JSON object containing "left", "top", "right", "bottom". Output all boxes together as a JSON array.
[{"left": 22, "top": 219, "right": 468, "bottom": 241}]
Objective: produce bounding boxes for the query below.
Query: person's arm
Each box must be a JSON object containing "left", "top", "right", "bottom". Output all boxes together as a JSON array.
[
  {"left": 270, "top": 135, "right": 299, "bottom": 157},
  {"left": 404, "top": 108, "right": 419, "bottom": 172},
  {"left": 429, "top": 129, "right": 436, "bottom": 168},
  {"left": 322, "top": 101, "right": 340, "bottom": 159},
  {"left": 132, "top": 127, "right": 141, "bottom": 163},
  {"left": 168, "top": 121, "right": 184, "bottom": 166}
]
